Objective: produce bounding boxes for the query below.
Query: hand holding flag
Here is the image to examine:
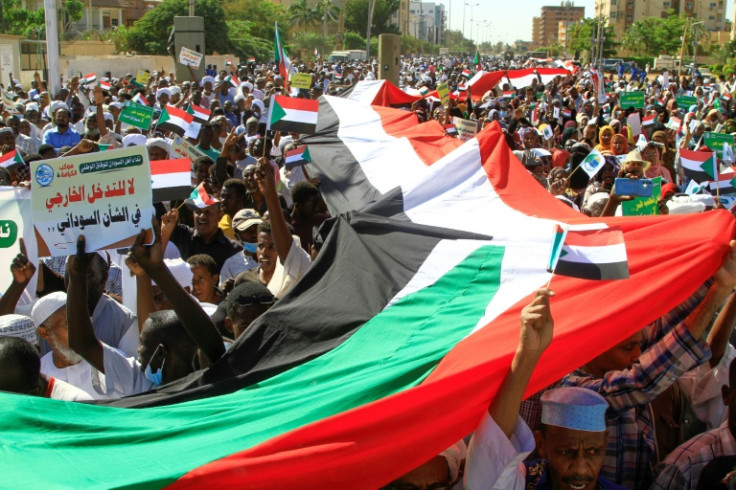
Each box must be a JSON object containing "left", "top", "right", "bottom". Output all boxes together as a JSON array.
[{"left": 547, "top": 224, "right": 629, "bottom": 281}]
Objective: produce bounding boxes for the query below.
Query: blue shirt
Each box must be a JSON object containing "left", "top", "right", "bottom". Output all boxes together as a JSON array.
[{"left": 42, "top": 125, "right": 81, "bottom": 150}]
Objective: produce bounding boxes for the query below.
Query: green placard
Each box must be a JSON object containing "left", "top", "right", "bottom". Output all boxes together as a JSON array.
[
  {"left": 676, "top": 95, "right": 697, "bottom": 109},
  {"left": 619, "top": 91, "right": 645, "bottom": 109},
  {"left": 704, "top": 132, "right": 734, "bottom": 159},
  {"left": 622, "top": 177, "right": 662, "bottom": 216},
  {"left": 118, "top": 104, "right": 154, "bottom": 130}
]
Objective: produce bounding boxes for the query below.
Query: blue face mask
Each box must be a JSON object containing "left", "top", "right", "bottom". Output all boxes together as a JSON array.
[
  {"left": 243, "top": 241, "right": 258, "bottom": 254},
  {"left": 144, "top": 345, "right": 165, "bottom": 387}
]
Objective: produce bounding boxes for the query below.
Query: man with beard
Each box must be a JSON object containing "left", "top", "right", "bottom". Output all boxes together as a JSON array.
[
  {"left": 31, "top": 292, "right": 112, "bottom": 399},
  {"left": 42, "top": 104, "right": 81, "bottom": 151}
]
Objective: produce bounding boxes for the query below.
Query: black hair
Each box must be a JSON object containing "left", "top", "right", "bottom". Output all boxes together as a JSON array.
[
  {"left": 186, "top": 254, "right": 218, "bottom": 276},
  {"left": 0, "top": 337, "right": 40, "bottom": 394},
  {"left": 145, "top": 310, "right": 197, "bottom": 361},
  {"left": 226, "top": 282, "right": 274, "bottom": 320},
  {"left": 194, "top": 156, "right": 214, "bottom": 170},
  {"left": 257, "top": 220, "right": 271, "bottom": 235},
  {"left": 291, "top": 181, "right": 320, "bottom": 206},
  {"left": 223, "top": 178, "right": 246, "bottom": 197}
]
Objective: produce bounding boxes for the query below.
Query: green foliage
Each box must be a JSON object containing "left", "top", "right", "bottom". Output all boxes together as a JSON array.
[
  {"left": 568, "top": 18, "right": 617, "bottom": 60},
  {"left": 399, "top": 35, "right": 437, "bottom": 55},
  {"left": 342, "top": 31, "right": 365, "bottom": 50},
  {"left": 288, "top": 0, "right": 320, "bottom": 30},
  {"left": 345, "top": 0, "right": 400, "bottom": 36},
  {"left": 117, "top": 0, "right": 230, "bottom": 54},
  {"left": 290, "top": 31, "right": 335, "bottom": 59},
  {"left": 2, "top": 0, "right": 45, "bottom": 37},
  {"left": 622, "top": 10, "right": 686, "bottom": 56},
  {"left": 225, "top": 0, "right": 289, "bottom": 46},
  {"left": 444, "top": 29, "right": 474, "bottom": 53},
  {"left": 227, "top": 20, "right": 273, "bottom": 61}
]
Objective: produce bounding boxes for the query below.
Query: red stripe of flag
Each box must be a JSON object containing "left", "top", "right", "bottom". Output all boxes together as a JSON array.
[
  {"left": 150, "top": 158, "right": 190, "bottom": 175},
  {"left": 563, "top": 227, "right": 626, "bottom": 247},
  {"left": 274, "top": 96, "right": 319, "bottom": 112}
]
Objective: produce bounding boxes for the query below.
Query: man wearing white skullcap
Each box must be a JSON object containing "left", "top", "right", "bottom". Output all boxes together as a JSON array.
[
  {"left": 464, "top": 289, "right": 625, "bottom": 490},
  {"left": 155, "top": 88, "right": 171, "bottom": 110},
  {"left": 30, "top": 292, "right": 112, "bottom": 399}
]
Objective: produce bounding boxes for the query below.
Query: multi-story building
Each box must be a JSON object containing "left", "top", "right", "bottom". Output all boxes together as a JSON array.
[
  {"left": 531, "top": 2, "right": 585, "bottom": 48},
  {"left": 595, "top": 0, "right": 727, "bottom": 40},
  {"left": 406, "top": 1, "right": 446, "bottom": 44}
]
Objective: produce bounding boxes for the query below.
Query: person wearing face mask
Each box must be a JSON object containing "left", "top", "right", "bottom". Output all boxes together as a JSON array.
[
  {"left": 219, "top": 208, "right": 261, "bottom": 287},
  {"left": 66, "top": 236, "right": 200, "bottom": 396}
]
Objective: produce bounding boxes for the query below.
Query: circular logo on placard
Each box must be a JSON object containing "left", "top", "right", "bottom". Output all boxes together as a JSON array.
[{"left": 35, "top": 164, "right": 54, "bottom": 187}]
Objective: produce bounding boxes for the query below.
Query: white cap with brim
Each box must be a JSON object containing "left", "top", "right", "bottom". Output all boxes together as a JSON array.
[
  {"left": 0, "top": 314, "right": 38, "bottom": 345},
  {"left": 541, "top": 387, "right": 608, "bottom": 432},
  {"left": 30, "top": 291, "right": 67, "bottom": 328}
]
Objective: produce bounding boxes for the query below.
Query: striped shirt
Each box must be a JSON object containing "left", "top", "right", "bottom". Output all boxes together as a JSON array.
[
  {"left": 560, "top": 281, "right": 712, "bottom": 490},
  {"left": 652, "top": 421, "right": 736, "bottom": 490}
]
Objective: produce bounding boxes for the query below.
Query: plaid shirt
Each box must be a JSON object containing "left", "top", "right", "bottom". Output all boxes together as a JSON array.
[
  {"left": 559, "top": 281, "right": 712, "bottom": 490},
  {"left": 42, "top": 255, "right": 122, "bottom": 297},
  {"left": 652, "top": 421, "right": 736, "bottom": 490}
]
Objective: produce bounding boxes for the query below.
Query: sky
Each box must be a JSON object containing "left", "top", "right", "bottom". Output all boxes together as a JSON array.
[{"left": 440, "top": 0, "right": 735, "bottom": 45}]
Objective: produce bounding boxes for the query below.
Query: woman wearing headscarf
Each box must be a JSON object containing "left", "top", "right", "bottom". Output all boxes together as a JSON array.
[
  {"left": 611, "top": 133, "right": 628, "bottom": 155},
  {"left": 595, "top": 125, "right": 615, "bottom": 154},
  {"left": 651, "top": 130, "right": 676, "bottom": 180}
]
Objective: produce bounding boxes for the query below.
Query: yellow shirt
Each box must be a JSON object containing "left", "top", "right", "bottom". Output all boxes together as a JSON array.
[{"left": 218, "top": 214, "right": 236, "bottom": 240}]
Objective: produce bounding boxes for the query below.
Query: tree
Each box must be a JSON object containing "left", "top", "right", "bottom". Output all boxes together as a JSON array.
[
  {"left": 342, "top": 31, "right": 366, "bottom": 50},
  {"left": 227, "top": 20, "right": 273, "bottom": 61},
  {"left": 224, "top": 0, "right": 290, "bottom": 46},
  {"left": 622, "top": 10, "right": 686, "bottom": 56},
  {"left": 62, "top": 0, "right": 85, "bottom": 34},
  {"left": 316, "top": 0, "right": 340, "bottom": 37},
  {"left": 568, "top": 18, "right": 617, "bottom": 61},
  {"left": 444, "top": 29, "right": 474, "bottom": 53},
  {"left": 1, "top": 0, "right": 45, "bottom": 36},
  {"left": 288, "top": 0, "right": 320, "bottom": 31},
  {"left": 290, "top": 31, "right": 334, "bottom": 59},
  {"left": 117, "top": 0, "right": 230, "bottom": 55},
  {"left": 344, "top": 0, "right": 400, "bottom": 36}
]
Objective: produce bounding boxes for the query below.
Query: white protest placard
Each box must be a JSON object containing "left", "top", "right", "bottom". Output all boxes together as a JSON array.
[
  {"left": 178, "top": 46, "right": 204, "bottom": 68},
  {"left": 0, "top": 187, "right": 37, "bottom": 314},
  {"left": 662, "top": 71, "right": 669, "bottom": 88},
  {"left": 627, "top": 112, "right": 642, "bottom": 137},
  {"left": 453, "top": 117, "right": 479, "bottom": 141},
  {"left": 184, "top": 121, "right": 202, "bottom": 140},
  {"left": 31, "top": 146, "right": 154, "bottom": 257}
]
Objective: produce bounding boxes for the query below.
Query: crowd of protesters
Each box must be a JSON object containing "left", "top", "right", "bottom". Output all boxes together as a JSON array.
[{"left": 1, "top": 51, "right": 736, "bottom": 488}]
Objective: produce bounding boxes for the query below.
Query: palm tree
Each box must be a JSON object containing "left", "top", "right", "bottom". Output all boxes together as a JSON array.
[
  {"left": 289, "top": 0, "right": 320, "bottom": 31},
  {"left": 316, "top": 0, "right": 340, "bottom": 37}
]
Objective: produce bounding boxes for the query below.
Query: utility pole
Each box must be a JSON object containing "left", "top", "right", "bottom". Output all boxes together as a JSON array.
[
  {"left": 366, "top": 0, "right": 375, "bottom": 57},
  {"left": 44, "top": 0, "right": 61, "bottom": 96}
]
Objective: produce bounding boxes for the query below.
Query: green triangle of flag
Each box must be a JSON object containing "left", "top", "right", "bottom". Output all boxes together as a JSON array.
[
  {"left": 700, "top": 155, "right": 717, "bottom": 180},
  {"left": 560, "top": 248, "right": 568, "bottom": 258},
  {"left": 730, "top": 176, "right": 736, "bottom": 189},
  {"left": 157, "top": 107, "right": 170, "bottom": 124},
  {"left": 186, "top": 105, "right": 194, "bottom": 116},
  {"left": 303, "top": 146, "right": 311, "bottom": 163},
  {"left": 270, "top": 100, "right": 286, "bottom": 124}
]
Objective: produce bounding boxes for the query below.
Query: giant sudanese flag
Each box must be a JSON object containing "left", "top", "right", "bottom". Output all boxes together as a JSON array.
[{"left": 0, "top": 96, "right": 734, "bottom": 489}]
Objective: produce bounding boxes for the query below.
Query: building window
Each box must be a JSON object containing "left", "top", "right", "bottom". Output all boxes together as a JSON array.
[
  {"left": 111, "top": 18, "right": 118, "bottom": 26},
  {"left": 663, "top": 1, "right": 670, "bottom": 6}
]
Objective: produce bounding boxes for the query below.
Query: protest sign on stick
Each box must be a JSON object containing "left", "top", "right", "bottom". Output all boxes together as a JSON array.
[
  {"left": 178, "top": 47, "right": 204, "bottom": 68},
  {"left": 31, "top": 147, "right": 154, "bottom": 257}
]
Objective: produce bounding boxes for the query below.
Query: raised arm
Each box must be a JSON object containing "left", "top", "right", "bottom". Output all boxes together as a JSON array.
[
  {"left": 66, "top": 236, "right": 105, "bottom": 372},
  {"left": 256, "top": 157, "right": 292, "bottom": 263},
  {"left": 131, "top": 218, "right": 225, "bottom": 365},
  {"left": 0, "top": 239, "right": 36, "bottom": 315},
  {"left": 490, "top": 288, "right": 554, "bottom": 437}
]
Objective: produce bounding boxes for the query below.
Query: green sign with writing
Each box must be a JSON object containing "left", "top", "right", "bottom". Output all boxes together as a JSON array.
[
  {"left": 619, "top": 91, "right": 645, "bottom": 109},
  {"left": 622, "top": 177, "right": 662, "bottom": 216},
  {"left": 676, "top": 95, "right": 698, "bottom": 109},
  {"left": 704, "top": 132, "right": 734, "bottom": 159},
  {"left": 0, "top": 220, "right": 18, "bottom": 248},
  {"left": 119, "top": 104, "right": 154, "bottom": 130}
]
